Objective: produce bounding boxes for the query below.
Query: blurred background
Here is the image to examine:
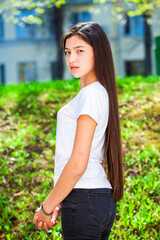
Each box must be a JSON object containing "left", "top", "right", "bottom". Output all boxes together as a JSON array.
[
  {"left": 0, "top": 0, "right": 160, "bottom": 85},
  {"left": 0, "top": 1, "right": 160, "bottom": 239}
]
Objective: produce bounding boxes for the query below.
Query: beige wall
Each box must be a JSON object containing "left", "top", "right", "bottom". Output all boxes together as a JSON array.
[
  {"left": 1, "top": 4, "right": 160, "bottom": 84},
  {"left": 0, "top": 15, "right": 57, "bottom": 84},
  {"left": 0, "top": 41, "right": 57, "bottom": 84}
]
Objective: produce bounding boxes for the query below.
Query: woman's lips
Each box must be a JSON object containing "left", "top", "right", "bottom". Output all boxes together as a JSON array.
[{"left": 70, "top": 66, "right": 79, "bottom": 71}]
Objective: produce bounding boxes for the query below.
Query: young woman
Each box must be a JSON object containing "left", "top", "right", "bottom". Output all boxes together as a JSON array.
[{"left": 33, "top": 22, "right": 124, "bottom": 240}]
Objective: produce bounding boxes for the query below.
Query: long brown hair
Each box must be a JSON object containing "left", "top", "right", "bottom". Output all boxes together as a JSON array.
[{"left": 62, "top": 22, "right": 124, "bottom": 201}]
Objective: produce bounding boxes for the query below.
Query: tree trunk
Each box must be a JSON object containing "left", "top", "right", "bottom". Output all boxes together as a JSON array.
[
  {"left": 143, "top": 13, "right": 152, "bottom": 76},
  {"left": 54, "top": 6, "right": 64, "bottom": 79}
]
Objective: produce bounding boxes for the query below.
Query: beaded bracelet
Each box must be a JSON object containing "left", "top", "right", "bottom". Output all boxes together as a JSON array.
[{"left": 40, "top": 203, "right": 53, "bottom": 216}]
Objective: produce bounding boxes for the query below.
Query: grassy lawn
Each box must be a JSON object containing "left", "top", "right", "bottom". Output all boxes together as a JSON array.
[{"left": 0, "top": 76, "right": 160, "bottom": 240}]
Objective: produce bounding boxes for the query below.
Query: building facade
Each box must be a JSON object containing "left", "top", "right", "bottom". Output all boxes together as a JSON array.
[{"left": 0, "top": 0, "right": 160, "bottom": 85}]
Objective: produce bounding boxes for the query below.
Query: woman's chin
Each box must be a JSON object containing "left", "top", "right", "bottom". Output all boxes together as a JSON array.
[{"left": 72, "top": 73, "right": 80, "bottom": 78}]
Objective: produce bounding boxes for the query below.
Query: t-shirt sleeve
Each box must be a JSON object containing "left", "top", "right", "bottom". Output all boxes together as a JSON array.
[{"left": 76, "top": 88, "right": 108, "bottom": 124}]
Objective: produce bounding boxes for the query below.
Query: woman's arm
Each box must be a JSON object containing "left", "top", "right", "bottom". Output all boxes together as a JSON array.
[
  {"left": 33, "top": 115, "right": 97, "bottom": 230},
  {"left": 33, "top": 114, "right": 97, "bottom": 229}
]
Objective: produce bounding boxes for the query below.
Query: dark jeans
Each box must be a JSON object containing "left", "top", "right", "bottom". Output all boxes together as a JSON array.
[{"left": 61, "top": 188, "right": 117, "bottom": 240}]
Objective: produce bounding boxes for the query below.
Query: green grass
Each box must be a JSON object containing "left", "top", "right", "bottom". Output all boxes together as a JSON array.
[{"left": 0, "top": 75, "right": 160, "bottom": 239}]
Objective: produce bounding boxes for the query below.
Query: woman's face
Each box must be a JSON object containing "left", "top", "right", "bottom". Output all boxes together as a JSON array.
[{"left": 64, "top": 35, "right": 95, "bottom": 80}]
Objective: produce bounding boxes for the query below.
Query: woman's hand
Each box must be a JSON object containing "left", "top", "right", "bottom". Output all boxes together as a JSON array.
[
  {"left": 33, "top": 204, "right": 61, "bottom": 231},
  {"left": 33, "top": 207, "right": 52, "bottom": 231},
  {"left": 49, "top": 204, "right": 61, "bottom": 228}
]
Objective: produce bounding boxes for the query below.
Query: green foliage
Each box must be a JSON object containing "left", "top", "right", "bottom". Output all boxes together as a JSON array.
[
  {"left": 103, "top": 0, "right": 160, "bottom": 16},
  {"left": 0, "top": 0, "right": 66, "bottom": 24},
  {"left": 0, "top": 76, "right": 160, "bottom": 239},
  {"left": 1, "top": 0, "right": 160, "bottom": 26}
]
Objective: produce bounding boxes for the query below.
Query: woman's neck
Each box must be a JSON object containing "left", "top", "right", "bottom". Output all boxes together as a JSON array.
[{"left": 80, "top": 72, "right": 98, "bottom": 90}]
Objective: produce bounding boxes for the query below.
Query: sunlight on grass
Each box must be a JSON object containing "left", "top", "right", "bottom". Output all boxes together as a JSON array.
[{"left": 0, "top": 76, "right": 160, "bottom": 239}]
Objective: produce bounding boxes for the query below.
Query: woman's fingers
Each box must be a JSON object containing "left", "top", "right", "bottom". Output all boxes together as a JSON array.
[
  {"left": 33, "top": 215, "right": 39, "bottom": 224},
  {"left": 38, "top": 221, "right": 43, "bottom": 230},
  {"left": 53, "top": 205, "right": 61, "bottom": 226},
  {"left": 43, "top": 222, "right": 48, "bottom": 231},
  {"left": 49, "top": 205, "right": 61, "bottom": 227},
  {"left": 51, "top": 206, "right": 60, "bottom": 222},
  {"left": 50, "top": 214, "right": 57, "bottom": 227},
  {"left": 33, "top": 205, "right": 61, "bottom": 230},
  {"left": 58, "top": 204, "right": 61, "bottom": 211},
  {"left": 49, "top": 220, "right": 58, "bottom": 228},
  {"left": 49, "top": 220, "right": 55, "bottom": 228}
]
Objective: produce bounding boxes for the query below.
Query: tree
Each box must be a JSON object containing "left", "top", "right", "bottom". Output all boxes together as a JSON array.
[
  {"left": 95, "top": 0, "right": 160, "bottom": 75},
  {"left": 0, "top": 0, "right": 65, "bottom": 24},
  {"left": 53, "top": 6, "right": 64, "bottom": 79},
  {"left": 115, "top": 0, "right": 160, "bottom": 76},
  {"left": 1, "top": 0, "right": 160, "bottom": 76}
]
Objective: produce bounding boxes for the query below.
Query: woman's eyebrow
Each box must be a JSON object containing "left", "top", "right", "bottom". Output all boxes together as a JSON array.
[{"left": 65, "top": 46, "right": 86, "bottom": 50}]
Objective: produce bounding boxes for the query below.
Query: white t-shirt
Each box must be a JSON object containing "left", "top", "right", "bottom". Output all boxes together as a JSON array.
[{"left": 54, "top": 81, "right": 112, "bottom": 189}]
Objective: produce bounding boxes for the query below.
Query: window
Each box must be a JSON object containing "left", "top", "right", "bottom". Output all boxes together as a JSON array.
[
  {"left": 0, "top": 64, "right": 5, "bottom": 84},
  {"left": 70, "top": 11, "right": 91, "bottom": 25},
  {"left": 18, "top": 62, "right": 37, "bottom": 83},
  {"left": 49, "top": 18, "right": 55, "bottom": 38},
  {"left": 16, "top": 10, "right": 36, "bottom": 39},
  {"left": 124, "top": 15, "right": 144, "bottom": 36},
  {"left": 51, "top": 61, "right": 59, "bottom": 80},
  {"left": 0, "top": 16, "right": 4, "bottom": 40},
  {"left": 125, "top": 60, "right": 144, "bottom": 76},
  {"left": 44, "top": 8, "right": 56, "bottom": 38}
]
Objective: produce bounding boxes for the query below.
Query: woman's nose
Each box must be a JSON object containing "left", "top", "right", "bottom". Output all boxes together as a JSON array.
[{"left": 69, "top": 52, "right": 77, "bottom": 63}]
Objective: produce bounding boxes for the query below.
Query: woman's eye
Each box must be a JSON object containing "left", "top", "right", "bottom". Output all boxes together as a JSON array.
[
  {"left": 65, "top": 51, "right": 70, "bottom": 55},
  {"left": 78, "top": 50, "right": 83, "bottom": 53}
]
